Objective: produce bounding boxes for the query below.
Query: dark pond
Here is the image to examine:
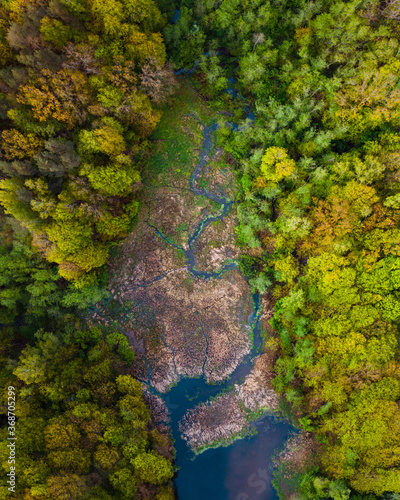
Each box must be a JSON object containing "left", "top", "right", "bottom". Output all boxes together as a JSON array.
[
  {"left": 164, "top": 377, "right": 293, "bottom": 500},
  {"left": 92, "top": 108, "right": 294, "bottom": 498},
  {"left": 93, "top": 57, "right": 295, "bottom": 498},
  {"left": 144, "top": 109, "right": 294, "bottom": 499},
  {"left": 153, "top": 85, "right": 294, "bottom": 499}
]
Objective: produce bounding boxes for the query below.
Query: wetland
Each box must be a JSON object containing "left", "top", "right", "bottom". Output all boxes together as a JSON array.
[{"left": 90, "top": 81, "right": 294, "bottom": 499}]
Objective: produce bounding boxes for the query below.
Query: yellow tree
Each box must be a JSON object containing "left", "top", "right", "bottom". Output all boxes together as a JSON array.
[
  {"left": 333, "top": 64, "right": 400, "bottom": 138},
  {"left": 17, "top": 69, "right": 90, "bottom": 128}
]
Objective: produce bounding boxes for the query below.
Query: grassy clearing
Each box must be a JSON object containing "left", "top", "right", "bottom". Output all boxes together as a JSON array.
[
  {"left": 141, "top": 80, "right": 234, "bottom": 247},
  {"left": 145, "top": 80, "right": 221, "bottom": 187}
]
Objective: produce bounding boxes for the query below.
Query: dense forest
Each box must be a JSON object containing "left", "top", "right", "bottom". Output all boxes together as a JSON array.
[
  {"left": 1, "top": 0, "right": 400, "bottom": 499},
  {"left": 0, "top": 217, "right": 175, "bottom": 499},
  {"left": 0, "top": 0, "right": 175, "bottom": 498},
  {"left": 0, "top": 0, "right": 176, "bottom": 289}
]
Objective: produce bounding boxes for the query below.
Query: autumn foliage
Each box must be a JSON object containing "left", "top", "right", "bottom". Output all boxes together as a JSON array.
[{"left": 0, "top": 0, "right": 177, "bottom": 288}]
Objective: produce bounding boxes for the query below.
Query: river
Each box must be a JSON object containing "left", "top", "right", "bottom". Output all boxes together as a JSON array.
[
  {"left": 91, "top": 70, "right": 294, "bottom": 499},
  {"left": 145, "top": 109, "right": 293, "bottom": 499}
]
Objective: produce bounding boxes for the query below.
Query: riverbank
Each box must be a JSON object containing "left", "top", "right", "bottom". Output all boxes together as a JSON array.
[{"left": 179, "top": 350, "right": 281, "bottom": 454}]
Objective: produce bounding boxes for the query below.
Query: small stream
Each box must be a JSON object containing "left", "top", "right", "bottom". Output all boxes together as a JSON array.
[{"left": 145, "top": 114, "right": 236, "bottom": 280}]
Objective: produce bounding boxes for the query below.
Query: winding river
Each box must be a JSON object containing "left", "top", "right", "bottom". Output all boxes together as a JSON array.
[
  {"left": 149, "top": 112, "right": 293, "bottom": 500},
  {"left": 91, "top": 63, "right": 294, "bottom": 498}
]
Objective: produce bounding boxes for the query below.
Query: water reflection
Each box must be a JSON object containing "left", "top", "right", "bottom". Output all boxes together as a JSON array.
[{"left": 174, "top": 414, "right": 293, "bottom": 500}]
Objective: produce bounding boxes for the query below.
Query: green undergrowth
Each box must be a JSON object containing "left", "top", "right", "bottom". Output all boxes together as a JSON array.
[
  {"left": 140, "top": 80, "right": 233, "bottom": 247},
  {"left": 193, "top": 428, "right": 250, "bottom": 456},
  {"left": 145, "top": 80, "right": 220, "bottom": 185}
]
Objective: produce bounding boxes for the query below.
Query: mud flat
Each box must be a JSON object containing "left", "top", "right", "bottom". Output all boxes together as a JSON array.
[
  {"left": 93, "top": 82, "right": 253, "bottom": 393},
  {"left": 116, "top": 263, "right": 253, "bottom": 392},
  {"left": 103, "top": 195, "right": 252, "bottom": 392},
  {"left": 179, "top": 350, "right": 280, "bottom": 453}
]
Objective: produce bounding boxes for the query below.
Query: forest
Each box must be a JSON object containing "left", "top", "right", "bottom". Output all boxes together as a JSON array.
[
  {"left": 0, "top": 0, "right": 175, "bottom": 498},
  {"left": 1, "top": 0, "right": 400, "bottom": 499}
]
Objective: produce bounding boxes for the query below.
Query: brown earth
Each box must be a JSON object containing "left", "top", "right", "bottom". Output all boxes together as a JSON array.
[{"left": 92, "top": 120, "right": 252, "bottom": 392}]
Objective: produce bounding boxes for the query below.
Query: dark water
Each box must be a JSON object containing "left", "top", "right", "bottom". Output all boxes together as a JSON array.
[
  {"left": 161, "top": 306, "right": 293, "bottom": 500},
  {"left": 171, "top": 9, "right": 180, "bottom": 24},
  {"left": 139, "top": 111, "right": 294, "bottom": 498},
  {"left": 172, "top": 409, "right": 292, "bottom": 500},
  {"left": 153, "top": 96, "right": 293, "bottom": 499}
]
